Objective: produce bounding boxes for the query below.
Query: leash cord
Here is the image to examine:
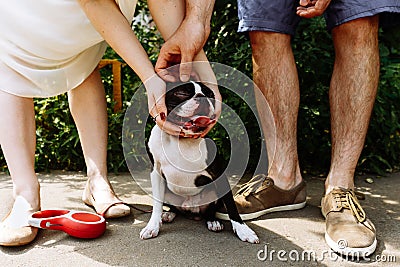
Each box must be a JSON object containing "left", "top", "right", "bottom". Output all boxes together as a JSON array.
[{"left": 124, "top": 203, "right": 153, "bottom": 213}]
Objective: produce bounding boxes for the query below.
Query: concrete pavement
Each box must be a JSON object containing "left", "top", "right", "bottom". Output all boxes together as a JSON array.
[{"left": 0, "top": 170, "right": 399, "bottom": 266}]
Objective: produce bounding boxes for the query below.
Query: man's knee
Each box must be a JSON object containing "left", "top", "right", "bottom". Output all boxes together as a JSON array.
[
  {"left": 249, "top": 31, "right": 292, "bottom": 58},
  {"left": 333, "top": 16, "right": 379, "bottom": 45}
]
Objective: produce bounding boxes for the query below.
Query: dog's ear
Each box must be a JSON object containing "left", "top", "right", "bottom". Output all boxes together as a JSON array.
[{"left": 197, "top": 82, "right": 215, "bottom": 99}]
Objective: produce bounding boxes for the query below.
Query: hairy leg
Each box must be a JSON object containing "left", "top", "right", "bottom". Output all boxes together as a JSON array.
[
  {"left": 0, "top": 91, "right": 40, "bottom": 210},
  {"left": 250, "top": 31, "right": 302, "bottom": 189},
  {"left": 327, "top": 16, "right": 380, "bottom": 192}
]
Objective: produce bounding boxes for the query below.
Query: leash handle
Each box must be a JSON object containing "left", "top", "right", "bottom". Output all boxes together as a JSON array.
[{"left": 28, "top": 210, "right": 106, "bottom": 239}]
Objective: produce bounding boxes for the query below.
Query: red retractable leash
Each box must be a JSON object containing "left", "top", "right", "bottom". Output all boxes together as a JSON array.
[{"left": 28, "top": 210, "right": 106, "bottom": 239}]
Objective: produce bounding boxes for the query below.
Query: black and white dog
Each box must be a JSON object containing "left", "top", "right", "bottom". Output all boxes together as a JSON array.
[{"left": 139, "top": 81, "right": 259, "bottom": 243}]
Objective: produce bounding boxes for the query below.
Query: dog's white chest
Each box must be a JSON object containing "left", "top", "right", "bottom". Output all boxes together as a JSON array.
[{"left": 149, "top": 126, "right": 210, "bottom": 196}]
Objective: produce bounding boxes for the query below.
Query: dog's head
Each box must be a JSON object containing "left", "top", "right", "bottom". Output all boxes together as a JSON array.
[{"left": 165, "top": 81, "right": 216, "bottom": 134}]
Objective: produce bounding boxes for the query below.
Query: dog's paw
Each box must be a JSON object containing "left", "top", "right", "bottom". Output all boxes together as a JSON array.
[
  {"left": 140, "top": 221, "right": 161, "bottom": 239},
  {"left": 207, "top": 220, "right": 224, "bottom": 232},
  {"left": 161, "top": 211, "right": 176, "bottom": 223},
  {"left": 231, "top": 220, "right": 259, "bottom": 244}
]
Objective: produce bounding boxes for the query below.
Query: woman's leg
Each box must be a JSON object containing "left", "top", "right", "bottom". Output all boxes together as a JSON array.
[
  {"left": 68, "top": 69, "right": 130, "bottom": 218},
  {"left": 0, "top": 90, "right": 39, "bottom": 246}
]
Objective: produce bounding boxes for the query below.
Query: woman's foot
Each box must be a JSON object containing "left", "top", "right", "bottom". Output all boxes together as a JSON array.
[
  {"left": 0, "top": 195, "right": 39, "bottom": 246},
  {"left": 82, "top": 176, "right": 131, "bottom": 218}
]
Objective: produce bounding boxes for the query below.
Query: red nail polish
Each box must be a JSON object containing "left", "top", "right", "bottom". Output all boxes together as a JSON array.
[{"left": 160, "top": 112, "right": 166, "bottom": 121}]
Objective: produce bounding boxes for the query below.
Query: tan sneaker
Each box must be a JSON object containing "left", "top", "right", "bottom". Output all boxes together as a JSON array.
[
  {"left": 321, "top": 188, "right": 377, "bottom": 257},
  {"left": 216, "top": 174, "right": 306, "bottom": 221}
]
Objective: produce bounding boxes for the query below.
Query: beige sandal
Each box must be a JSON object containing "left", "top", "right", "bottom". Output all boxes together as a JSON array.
[
  {"left": 82, "top": 180, "right": 131, "bottom": 218},
  {"left": 0, "top": 196, "right": 39, "bottom": 246}
]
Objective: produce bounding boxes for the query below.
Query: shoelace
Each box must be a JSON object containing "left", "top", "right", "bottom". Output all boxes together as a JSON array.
[
  {"left": 333, "top": 188, "right": 366, "bottom": 223},
  {"left": 234, "top": 174, "right": 269, "bottom": 197}
]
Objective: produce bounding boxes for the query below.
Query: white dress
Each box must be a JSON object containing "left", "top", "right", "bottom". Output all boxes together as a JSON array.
[{"left": 0, "top": 0, "right": 137, "bottom": 98}]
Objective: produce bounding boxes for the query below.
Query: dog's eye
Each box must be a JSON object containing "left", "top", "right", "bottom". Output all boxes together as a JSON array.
[
  {"left": 174, "top": 92, "right": 193, "bottom": 99},
  {"left": 199, "top": 84, "right": 215, "bottom": 99}
]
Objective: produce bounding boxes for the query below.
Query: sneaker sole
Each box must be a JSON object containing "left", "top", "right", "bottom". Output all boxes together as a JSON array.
[
  {"left": 325, "top": 232, "right": 377, "bottom": 258},
  {"left": 215, "top": 201, "right": 307, "bottom": 221}
]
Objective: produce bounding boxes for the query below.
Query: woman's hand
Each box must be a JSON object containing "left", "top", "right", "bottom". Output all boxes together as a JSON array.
[{"left": 145, "top": 75, "right": 182, "bottom": 136}]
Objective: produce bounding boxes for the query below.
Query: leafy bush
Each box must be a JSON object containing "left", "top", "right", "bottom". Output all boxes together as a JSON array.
[{"left": 1, "top": 1, "right": 399, "bottom": 176}]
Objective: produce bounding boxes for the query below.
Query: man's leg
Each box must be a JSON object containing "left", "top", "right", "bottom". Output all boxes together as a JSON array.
[
  {"left": 68, "top": 69, "right": 130, "bottom": 218},
  {"left": 322, "top": 16, "right": 379, "bottom": 256},
  {"left": 216, "top": 32, "right": 307, "bottom": 221},
  {"left": 251, "top": 31, "right": 302, "bottom": 190},
  {"left": 327, "top": 16, "right": 380, "bottom": 191}
]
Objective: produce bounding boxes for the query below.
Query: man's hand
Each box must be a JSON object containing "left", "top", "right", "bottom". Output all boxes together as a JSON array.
[
  {"left": 154, "top": 0, "right": 215, "bottom": 82},
  {"left": 149, "top": 0, "right": 218, "bottom": 138},
  {"left": 296, "top": 0, "right": 331, "bottom": 18},
  {"left": 155, "top": 18, "right": 209, "bottom": 82}
]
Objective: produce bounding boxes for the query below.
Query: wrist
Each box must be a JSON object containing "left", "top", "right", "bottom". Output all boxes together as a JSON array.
[
  {"left": 132, "top": 59, "right": 157, "bottom": 82},
  {"left": 135, "top": 65, "right": 157, "bottom": 84},
  {"left": 185, "top": 0, "right": 214, "bottom": 27}
]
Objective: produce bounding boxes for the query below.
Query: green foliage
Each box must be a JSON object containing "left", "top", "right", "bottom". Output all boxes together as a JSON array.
[
  {"left": 206, "top": 1, "right": 252, "bottom": 76},
  {"left": 294, "top": 20, "right": 400, "bottom": 175},
  {"left": 34, "top": 95, "right": 83, "bottom": 171},
  {"left": 1, "top": 1, "right": 399, "bottom": 176},
  {"left": 362, "top": 49, "right": 400, "bottom": 174},
  {"left": 205, "top": 1, "right": 261, "bottom": 172},
  {"left": 293, "top": 18, "right": 334, "bottom": 174}
]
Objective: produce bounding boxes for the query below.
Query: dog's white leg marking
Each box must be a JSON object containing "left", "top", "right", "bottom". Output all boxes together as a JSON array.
[
  {"left": 140, "top": 170, "right": 165, "bottom": 239},
  {"left": 231, "top": 220, "right": 259, "bottom": 244},
  {"left": 161, "top": 211, "right": 176, "bottom": 223},
  {"left": 207, "top": 220, "right": 224, "bottom": 232}
]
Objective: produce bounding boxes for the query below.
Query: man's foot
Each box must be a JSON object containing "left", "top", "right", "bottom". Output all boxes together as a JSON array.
[
  {"left": 0, "top": 196, "right": 39, "bottom": 246},
  {"left": 321, "top": 188, "right": 377, "bottom": 257},
  {"left": 216, "top": 174, "right": 306, "bottom": 221},
  {"left": 82, "top": 178, "right": 131, "bottom": 219}
]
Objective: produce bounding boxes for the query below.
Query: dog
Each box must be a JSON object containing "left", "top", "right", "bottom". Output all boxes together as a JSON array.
[{"left": 139, "top": 81, "right": 259, "bottom": 243}]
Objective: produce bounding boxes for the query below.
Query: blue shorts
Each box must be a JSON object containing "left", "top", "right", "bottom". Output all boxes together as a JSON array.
[{"left": 238, "top": 0, "right": 400, "bottom": 35}]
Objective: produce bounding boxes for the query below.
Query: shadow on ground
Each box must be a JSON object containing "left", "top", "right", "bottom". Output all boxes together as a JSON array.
[{"left": 0, "top": 171, "right": 399, "bottom": 266}]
